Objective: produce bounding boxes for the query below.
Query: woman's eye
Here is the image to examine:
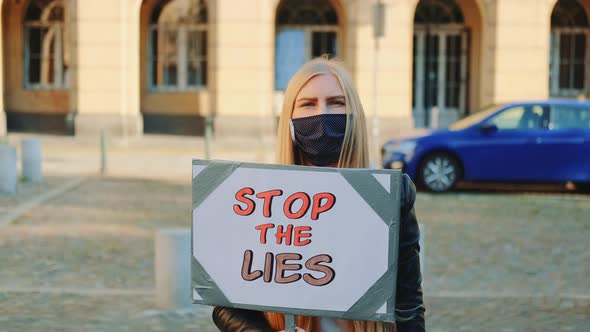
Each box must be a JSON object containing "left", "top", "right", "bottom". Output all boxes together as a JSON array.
[
  {"left": 330, "top": 101, "right": 346, "bottom": 106},
  {"left": 301, "top": 103, "right": 314, "bottom": 107}
]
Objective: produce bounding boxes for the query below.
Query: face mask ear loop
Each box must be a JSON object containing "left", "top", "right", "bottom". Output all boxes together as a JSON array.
[{"left": 289, "top": 119, "right": 297, "bottom": 146}]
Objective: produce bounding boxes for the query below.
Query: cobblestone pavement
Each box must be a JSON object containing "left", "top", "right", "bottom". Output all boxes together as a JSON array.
[
  {"left": 0, "top": 292, "right": 217, "bottom": 332},
  {"left": 0, "top": 133, "right": 589, "bottom": 331},
  {"left": 425, "top": 296, "right": 589, "bottom": 332},
  {"left": 415, "top": 192, "right": 590, "bottom": 297},
  {"left": 0, "top": 176, "right": 70, "bottom": 212}
]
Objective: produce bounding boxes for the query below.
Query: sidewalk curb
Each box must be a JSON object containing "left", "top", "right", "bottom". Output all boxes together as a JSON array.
[{"left": 0, "top": 177, "right": 86, "bottom": 227}]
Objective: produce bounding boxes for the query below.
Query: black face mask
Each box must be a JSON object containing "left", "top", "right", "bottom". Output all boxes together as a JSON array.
[{"left": 290, "top": 114, "right": 348, "bottom": 166}]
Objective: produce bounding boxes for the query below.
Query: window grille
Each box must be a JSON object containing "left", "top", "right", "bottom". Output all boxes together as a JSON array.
[
  {"left": 414, "top": 0, "right": 464, "bottom": 25},
  {"left": 149, "top": 0, "right": 208, "bottom": 91},
  {"left": 550, "top": 0, "right": 589, "bottom": 96},
  {"left": 24, "top": 0, "right": 68, "bottom": 89},
  {"left": 274, "top": 0, "right": 339, "bottom": 90}
]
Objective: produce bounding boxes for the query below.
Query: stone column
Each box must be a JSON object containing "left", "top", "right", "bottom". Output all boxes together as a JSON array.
[
  {"left": 347, "top": 0, "right": 416, "bottom": 143},
  {"left": 486, "top": 0, "right": 551, "bottom": 104},
  {"left": 71, "top": 0, "right": 142, "bottom": 138},
  {"left": 211, "top": 0, "right": 275, "bottom": 141}
]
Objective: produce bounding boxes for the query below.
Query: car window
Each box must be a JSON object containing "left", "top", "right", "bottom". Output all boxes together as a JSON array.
[
  {"left": 448, "top": 104, "right": 500, "bottom": 131},
  {"left": 549, "top": 105, "right": 590, "bottom": 129},
  {"left": 489, "top": 106, "right": 524, "bottom": 129},
  {"left": 524, "top": 106, "right": 545, "bottom": 129},
  {"left": 487, "top": 105, "right": 544, "bottom": 130}
]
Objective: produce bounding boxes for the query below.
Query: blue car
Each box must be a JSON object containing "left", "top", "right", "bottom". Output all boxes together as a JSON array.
[{"left": 382, "top": 100, "right": 590, "bottom": 192}]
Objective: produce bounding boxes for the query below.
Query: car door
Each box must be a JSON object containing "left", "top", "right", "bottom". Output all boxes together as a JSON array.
[
  {"left": 536, "top": 104, "right": 590, "bottom": 182},
  {"left": 459, "top": 104, "right": 547, "bottom": 181}
]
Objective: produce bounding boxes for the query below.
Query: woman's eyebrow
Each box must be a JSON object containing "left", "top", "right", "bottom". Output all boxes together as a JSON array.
[
  {"left": 296, "top": 95, "right": 345, "bottom": 102},
  {"left": 296, "top": 97, "right": 317, "bottom": 102}
]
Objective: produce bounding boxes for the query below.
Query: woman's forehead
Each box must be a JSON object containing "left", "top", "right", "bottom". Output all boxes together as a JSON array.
[{"left": 296, "top": 73, "right": 344, "bottom": 99}]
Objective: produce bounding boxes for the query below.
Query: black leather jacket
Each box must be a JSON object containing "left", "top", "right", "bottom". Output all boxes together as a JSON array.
[{"left": 212, "top": 174, "right": 425, "bottom": 332}]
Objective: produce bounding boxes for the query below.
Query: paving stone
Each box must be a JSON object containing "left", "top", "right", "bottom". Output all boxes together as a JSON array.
[{"left": 0, "top": 133, "right": 588, "bottom": 331}]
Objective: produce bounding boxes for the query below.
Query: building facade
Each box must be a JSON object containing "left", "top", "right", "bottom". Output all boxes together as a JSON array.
[{"left": 1, "top": 0, "right": 588, "bottom": 141}]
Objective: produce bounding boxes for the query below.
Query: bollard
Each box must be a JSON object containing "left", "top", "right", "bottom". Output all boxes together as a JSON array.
[
  {"left": 0, "top": 145, "right": 17, "bottom": 194},
  {"left": 155, "top": 228, "right": 192, "bottom": 309},
  {"left": 22, "top": 138, "right": 42, "bottom": 183},
  {"left": 100, "top": 129, "right": 107, "bottom": 175}
]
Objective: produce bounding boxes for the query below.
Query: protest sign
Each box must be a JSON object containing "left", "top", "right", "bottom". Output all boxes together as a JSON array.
[{"left": 191, "top": 160, "right": 402, "bottom": 322}]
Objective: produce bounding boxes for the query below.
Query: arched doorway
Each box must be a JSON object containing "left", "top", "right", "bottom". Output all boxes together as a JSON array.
[
  {"left": 140, "top": 0, "right": 209, "bottom": 135},
  {"left": 412, "top": 0, "right": 468, "bottom": 128},
  {"left": 3, "top": 0, "right": 71, "bottom": 134},
  {"left": 274, "top": 0, "right": 341, "bottom": 92},
  {"left": 550, "top": 0, "right": 589, "bottom": 97}
]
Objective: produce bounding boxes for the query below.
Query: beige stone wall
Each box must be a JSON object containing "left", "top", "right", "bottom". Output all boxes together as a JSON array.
[
  {"left": 2, "top": 0, "right": 590, "bottom": 137},
  {"left": 487, "top": 0, "right": 551, "bottom": 103},
  {"left": 74, "top": 0, "right": 122, "bottom": 115},
  {"left": 72, "top": 0, "right": 141, "bottom": 136},
  {"left": 348, "top": 0, "right": 416, "bottom": 140},
  {"left": 211, "top": 0, "right": 275, "bottom": 139}
]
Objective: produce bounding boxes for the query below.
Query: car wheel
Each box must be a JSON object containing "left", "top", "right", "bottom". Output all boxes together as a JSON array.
[
  {"left": 576, "top": 182, "right": 590, "bottom": 193},
  {"left": 419, "top": 153, "right": 461, "bottom": 192}
]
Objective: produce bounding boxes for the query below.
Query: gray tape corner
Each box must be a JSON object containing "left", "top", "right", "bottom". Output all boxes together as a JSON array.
[{"left": 191, "top": 256, "right": 231, "bottom": 307}]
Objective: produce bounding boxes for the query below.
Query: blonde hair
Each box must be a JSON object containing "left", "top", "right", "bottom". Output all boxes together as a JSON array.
[
  {"left": 263, "top": 312, "right": 396, "bottom": 332},
  {"left": 276, "top": 57, "right": 370, "bottom": 168},
  {"left": 268, "top": 57, "right": 394, "bottom": 332}
]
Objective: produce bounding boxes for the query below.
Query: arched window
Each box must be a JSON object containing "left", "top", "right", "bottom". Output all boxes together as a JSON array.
[
  {"left": 413, "top": 0, "right": 467, "bottom": 128},
  {"left": 414, "top": 0, "right": 464, "bottom": 25},
  {"left": 550, "top": 0, "right": 589, "bottom": 96},
  {"left": 552, "top": 0, "right": 588, "bottom": 27},
  {"left": 276, "top": 0, "right": 338, "bottom": 25},
  {"left": 149, "top": 0, "right": 207, "bottom": 91},
  {"left": 275, "top": 0, "right": 339, "bottom": 90},
  {"left": 24, "top": 0, "right": 68, "bottom": 89}
]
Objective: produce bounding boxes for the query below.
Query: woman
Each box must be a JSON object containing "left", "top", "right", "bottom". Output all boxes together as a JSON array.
[{"left": 212, "top": 57, "right": 424, "bottom": 332}]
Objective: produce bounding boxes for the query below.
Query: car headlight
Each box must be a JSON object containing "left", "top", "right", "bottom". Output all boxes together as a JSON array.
[
  {"left": 382, "top": 142, "right": 399, "bottom": 156},
  {"left": 382, "top": 140, "right": 417, "bottom": 161},
  {"left": 398, "top": 141, "right": 417, "bottom": 154}
]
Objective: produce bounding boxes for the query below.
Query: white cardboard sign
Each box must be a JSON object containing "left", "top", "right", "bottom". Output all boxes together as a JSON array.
[{"left": 191, "top": 160, "right": 401, "bottom": 322}]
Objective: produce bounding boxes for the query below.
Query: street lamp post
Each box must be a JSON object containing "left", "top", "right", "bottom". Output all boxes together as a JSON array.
[
  {"left": 204, "top": 111, "right": 213, "bottom": 160},
  {"left": 372, "top": 0, "right": 385, "bottom": 168}
]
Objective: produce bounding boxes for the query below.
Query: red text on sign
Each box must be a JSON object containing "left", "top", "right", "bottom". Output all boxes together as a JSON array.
[
  {"left": 254, "top": 223, "right": 312, "bottom": 246},
  {"left": 233, "top": 188, "right": 336, "bottom": 220}
]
